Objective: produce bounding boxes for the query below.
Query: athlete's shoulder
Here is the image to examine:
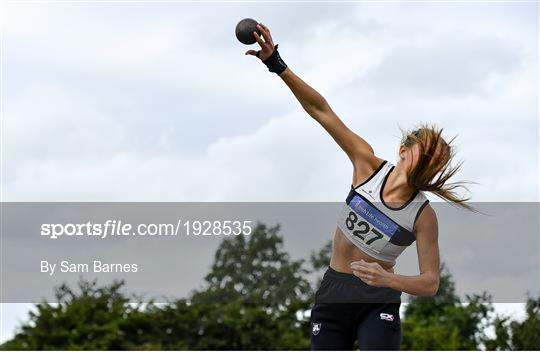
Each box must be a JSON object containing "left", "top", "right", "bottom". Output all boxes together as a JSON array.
[
  {"left": 414, "top": 202, "right": 438, "bottom": 233},
  {"left": 360, "top": 154, "right": 387, "bottom": 171},
  {"left": 352, "top": 155, "right": 388, "bottom": 188}
]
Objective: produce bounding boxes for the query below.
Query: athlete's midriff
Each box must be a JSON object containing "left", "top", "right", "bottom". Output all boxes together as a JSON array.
[{"left": 329, "top": 227, "right": 395, "bottom": 274}]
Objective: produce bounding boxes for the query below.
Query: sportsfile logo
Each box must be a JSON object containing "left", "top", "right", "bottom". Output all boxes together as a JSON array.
[{"left": 380, "top": 313, "right": 394, "bottom": 321}]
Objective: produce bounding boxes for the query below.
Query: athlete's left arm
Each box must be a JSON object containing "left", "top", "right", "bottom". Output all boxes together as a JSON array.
[
  {"left": 351, "top": 206, "right": 440, "bottom": 296},
  {"left": 387, "top": 205, "right": 441, "bottom": 296}
]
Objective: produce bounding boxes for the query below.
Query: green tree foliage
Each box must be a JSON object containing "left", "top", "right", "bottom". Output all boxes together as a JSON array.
[
  {"left": 0, "top": 280, "right": 142, "bottom": 350},
  {"left": 183, "top": 223, "right": 313, "bottom": 349},
  {"left": 1, "top": 223, "right": 312, "bottom": 350},
  {"left": 308, "top": 240, "right": 333, "bottom": 287},
  {"left": 509, "top": 297, "right": 540, "bottom": 350},
  {"left": 150, "top": 300, "right": 309, "bottom": 350},
  {"left": 309, "top": 240, "right": 332, "bottom": 272},
  {"left": 1, "top": 225, "right": 538, "bottom": 350},
  {"left": 191, "top": 223, "right": 312, "bottom": 308},
  {"left": 483, "top": 296, "right": 540, "bottom": 351},
  {"left": 401, "top": 263, "right": 494, "bottom": 350}
]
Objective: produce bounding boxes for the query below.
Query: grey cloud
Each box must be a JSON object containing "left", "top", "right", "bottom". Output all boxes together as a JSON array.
[
  {"left": 3, "top": 2, "right": 537, "bottom": 203},
  {"left": 357, "top": 33, "right": 523, "bottom": 98}
]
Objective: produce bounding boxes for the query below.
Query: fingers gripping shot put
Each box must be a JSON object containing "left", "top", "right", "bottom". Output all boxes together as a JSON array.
[
  {"left": 241, "top": 21, "right": 472, "bottom": 351},
  {"left": 239, "top": 20, "right": 287, "bottom": 74},
  {"left": 235, "top": 18, "right": 261, "bottom": 45}
]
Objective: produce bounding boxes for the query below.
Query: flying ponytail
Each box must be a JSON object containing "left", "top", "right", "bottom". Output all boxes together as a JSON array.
[{"left": 401, "top": 124, "right": 475, "bottom": 211}]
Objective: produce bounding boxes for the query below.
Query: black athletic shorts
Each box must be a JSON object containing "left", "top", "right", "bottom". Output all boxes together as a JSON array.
[{"left": 310, "top": 266, "right": 403, "bottom": 350}]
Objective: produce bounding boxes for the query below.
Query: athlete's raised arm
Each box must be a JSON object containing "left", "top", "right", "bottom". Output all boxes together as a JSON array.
[
  {"left": 245, "top": 23, "right": 379, "bottom": 171},
  {"left": 280, "top": 68, "right": 375, "bottom": 163}
]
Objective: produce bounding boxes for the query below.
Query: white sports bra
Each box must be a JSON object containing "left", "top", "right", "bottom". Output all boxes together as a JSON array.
[{"left": 336, "top": 160, "right": 429, "bottom": 264}]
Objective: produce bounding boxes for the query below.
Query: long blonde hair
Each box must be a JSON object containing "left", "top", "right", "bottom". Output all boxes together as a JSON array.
[{"left": 401, "top": 124, "right": 474, "bottom": 211}]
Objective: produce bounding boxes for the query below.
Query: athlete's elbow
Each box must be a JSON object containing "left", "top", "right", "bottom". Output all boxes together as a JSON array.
[
  {"left": 424, "top": 275, "right": 440, "bottom": 297},
  {"left": 304, "top": 99, "right": 330, "bottom": 119}
]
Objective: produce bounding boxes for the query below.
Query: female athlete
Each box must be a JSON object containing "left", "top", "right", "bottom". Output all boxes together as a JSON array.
[{"left": 245, "top": 23, "right": 471, "bottom": 350}]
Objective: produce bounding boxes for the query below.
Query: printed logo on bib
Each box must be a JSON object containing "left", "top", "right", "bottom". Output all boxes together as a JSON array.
[{"left": 339, "top": 194, "right": 399, "bottom": 253}]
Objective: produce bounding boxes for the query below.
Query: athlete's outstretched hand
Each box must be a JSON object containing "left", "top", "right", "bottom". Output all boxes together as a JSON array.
[
  {"left": 245, "top": 23, "right": 275, "bottom": 61},
  {"left": 350, "top": 259, "right": 394, "bottom": 287}
]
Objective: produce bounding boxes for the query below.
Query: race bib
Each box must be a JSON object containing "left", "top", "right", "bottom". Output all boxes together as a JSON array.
[{"left": 338, "top": 193, "right": 399, "bottom": 253}]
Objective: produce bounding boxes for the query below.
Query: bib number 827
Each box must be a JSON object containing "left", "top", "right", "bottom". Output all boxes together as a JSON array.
[{"left": 345, "top": 211, "right": 384, "bottom": 245}]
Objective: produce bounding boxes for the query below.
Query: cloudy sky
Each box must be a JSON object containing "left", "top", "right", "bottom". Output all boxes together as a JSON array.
[
  {"left": 3, "top": 1, "right": 538, "bottom": 202},
  {"left": 1, "top": 0, "right": 538, "bottom": 343}
]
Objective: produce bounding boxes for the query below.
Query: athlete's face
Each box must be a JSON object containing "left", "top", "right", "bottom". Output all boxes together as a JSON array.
[
  {"left": 399, "top": 144, "right": 418, "bottom": 171},
  {"left": 399, "top": 140, "right": 447, "bottom": 172}
]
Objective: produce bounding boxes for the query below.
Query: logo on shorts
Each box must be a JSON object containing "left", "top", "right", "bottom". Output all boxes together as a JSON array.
[
  {"left": 312, "top": 323, "right": 322, "bottom": 335},
  {"left": 380, "top": 313, "right": 394, "bottom": 321}
]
